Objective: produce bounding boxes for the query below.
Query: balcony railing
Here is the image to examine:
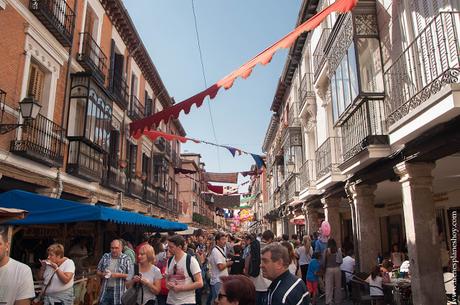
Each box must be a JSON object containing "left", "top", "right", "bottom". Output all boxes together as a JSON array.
[
  {"left": 144, "top": 183, "right": 156, "bottom": 204},
  {"left": 299, "top": 72, "right": 315, "bottom": 111},
  {"left": 128, "top": 95, "right": 145, "bottom": 121},
  {"left": 78, "top": 32, "right": 107, "bottom": 84},
  {"left": 287, "top": 174, "right": 300, "bottom": 200},
  {"left": 157, "top": 191, "right": 166, "bottom": 208},
  {"left": 315, "top": 137, "right": 342, "bottom": 179},
  {"left": 67, "top": 140, "right": 103, "bottom": 182},
  {"left": 313, "top": 28, "right": 332, "bottom": 79},
  {"left": 288, "top": 103, "right": 300, "bottom": 126},
  {"left": 300, "top": 160, "right": 315, "bottom": 190},
  {"left": 110, "top": 73, "right": 129, "bottom": 109},
  {"left": 341, "top": 99, "right": 388, "bottom": 162},
  {"left": 29, "top": 0, "right": 75, "bottom": 47},
  {"left": 102, "top": 161, "right": 126, "bottom": 193},
  {"left": 128, "top": 175, "right": 144, "bottom": 199},
  {"left": 384, "top": 12, "right": 460, "bottom": 126},
  {"left": 10, "top": 114, "right": 65, "bottom": 167}
]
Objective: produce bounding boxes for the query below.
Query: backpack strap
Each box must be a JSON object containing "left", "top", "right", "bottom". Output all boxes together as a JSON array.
[
  {"left": 186, "top": 254, "right": 195, "bottom": 282},
  {"left": 167, "top": 256, "right": 174, "bottom": 269}
]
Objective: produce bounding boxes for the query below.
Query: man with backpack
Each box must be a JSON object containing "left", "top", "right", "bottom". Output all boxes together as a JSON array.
[
  {"left": 165, "top": 235, "right": 203, "bottom": 305},
  {"left": 207, "top": 232, "right": 233, "bottom": 305}
]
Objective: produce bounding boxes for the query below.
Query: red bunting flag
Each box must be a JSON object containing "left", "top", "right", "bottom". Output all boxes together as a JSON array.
[{"left": 130, "top": 0, "right": 358, "bottom": 135}]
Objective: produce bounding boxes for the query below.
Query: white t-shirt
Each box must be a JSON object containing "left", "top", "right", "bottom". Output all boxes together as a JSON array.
[
  {"left": 366, "top": 275, "right": 384, "bottom": 296},
  {"left": 165, "top": 254, "right": 201, "bottom": 305},
  {"left": 340, "top": 256, "right": 355, "bottom": 283},
  {"left": 296, "top": 246, "right": 312, "bottom": 266},
  {"left": 43, "top": 258, "right": 75, "bottom": 294},
  {"left": 0, "top": 258, "right": 35, "bottom": 304},
  {"left": 209, "top": 246, "right": 228, "bottom": 285},
  {"left": 288, "top": 263, "right": 297, "bottom": 275},
  {"left": 140, "top": 265, "right": 162, "bottom": 304}
]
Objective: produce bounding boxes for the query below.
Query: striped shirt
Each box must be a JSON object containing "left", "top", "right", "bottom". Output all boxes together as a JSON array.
[
  {"left": 267, "top": 270, "right": 310, "bottom": 305},
  {"left": 97, "top": 253, "right": 132, "bottom": 304}
]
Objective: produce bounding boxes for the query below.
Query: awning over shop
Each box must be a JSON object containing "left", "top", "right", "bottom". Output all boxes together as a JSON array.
[
  {"left": 0, "top": 190, "right": 187, "bottom": 232},
  {"left": 290, "top": 215, "right": 306, "bottom": 225},
  {"left": 0, "top": 207, "right": 28, "bottom": 223}
]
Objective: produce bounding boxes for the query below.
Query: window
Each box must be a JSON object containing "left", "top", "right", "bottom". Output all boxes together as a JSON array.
[
  {"left": 127, "top": 142, "right": 137, "bottom": 178},
  {"left": 108, "top": 129, "right": 120, "bottom": 166},
  {"left": 330, "top": 44, "right": 360, "bottom": 122},
  {"left": 27, "top": 62, "right": 45, "bottom": 104},
  {"left": 356, "top": 38, "right": 384, "bottom": 93},
  {"left": 68, "top": 74, "right": 112, "bottom": 152}
]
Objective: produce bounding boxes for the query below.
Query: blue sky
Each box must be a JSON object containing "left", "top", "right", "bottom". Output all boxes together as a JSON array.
[{"left": 124, "top": 0, "right": 302, "bottom": 176}]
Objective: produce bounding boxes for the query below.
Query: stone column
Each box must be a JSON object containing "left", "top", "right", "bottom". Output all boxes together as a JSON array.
[
  {"left": 347, "top": 182, "right": 381, "bottom": 272},
  {"left": 322, "top": 196, "right": 342, "bottom": 248},
  {"left": 394, "top": 162, "right": 446, "bottom": 305},
  {"left": 305, "top": 206, "right": 319, "bottom": 236}
]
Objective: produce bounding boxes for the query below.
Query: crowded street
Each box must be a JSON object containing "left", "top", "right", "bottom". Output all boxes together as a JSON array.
[{"left": 1, "top": 0, "right": 460, "bottom": 304}]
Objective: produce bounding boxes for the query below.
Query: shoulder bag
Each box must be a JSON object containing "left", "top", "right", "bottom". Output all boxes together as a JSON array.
[{"left": 32, "top": 270, "right": 57, "bottom": 305}]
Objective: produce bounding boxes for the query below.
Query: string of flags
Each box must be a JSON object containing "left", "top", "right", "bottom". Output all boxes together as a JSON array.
[
  {"left": 136, "top": 129, "right": 266, "bottom": 168},
  {"left": 129, "top": 0, "right": 358, "bottom": 135}
]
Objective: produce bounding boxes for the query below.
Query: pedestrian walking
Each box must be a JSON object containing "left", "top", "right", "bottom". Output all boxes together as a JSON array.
[
  {"left": 126, "top": 244, "right": 162, "bottom": 305},
  {"left": 322, "top": 238, "right": 342, "bottom": 305},
  {"left": 38, "top": 243, "right": 75, "bottom": 305},
  {"left": 296, "top": 236, "right": 313, "bottom": 283},
  {"left": 0, "top": 225, "right": 35, "bottom": 305},
  {"left": 261, "top": 243, "right": 310, "bottom": 305},
  {"left": 216, "top": 275, "right": 256, "bottom": 305},
  {"left": 208, "top": 232, "right": 233, "bottom": 305},
  {"left": 165, "top": 234, "right": 203, "bottom": 305},
  {"left": 96, "top": 239, "right": 132, "bottom": 305}
]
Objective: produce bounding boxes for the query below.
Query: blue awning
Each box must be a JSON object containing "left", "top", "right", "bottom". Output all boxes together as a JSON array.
[{"left": 0, "top": 190, "right": 187, "bottom": 232}]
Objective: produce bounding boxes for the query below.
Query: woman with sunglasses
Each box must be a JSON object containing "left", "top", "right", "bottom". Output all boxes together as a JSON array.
[{"left": 216, "top": 275, "right": 256, "bottom": 305}]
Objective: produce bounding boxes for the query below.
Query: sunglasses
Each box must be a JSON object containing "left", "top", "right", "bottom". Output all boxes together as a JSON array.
[
  {"left": 173, "top": 263, "right": 177, "bottom": 275},
  {"left": 218, "top": 293, "right": 227, "bottom": 300}
]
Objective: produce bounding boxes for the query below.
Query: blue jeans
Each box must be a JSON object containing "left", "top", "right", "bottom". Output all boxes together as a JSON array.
[
  {"left": 99, "top": 287, "right": 119, "bottom": 305},
  {"left": 206, "top": 282, "right": 221, "bottom": 305}
]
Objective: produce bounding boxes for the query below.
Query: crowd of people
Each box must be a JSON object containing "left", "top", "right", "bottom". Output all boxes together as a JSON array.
[{"left": 1, "top": 223, "right": 425, "bottom": 305}]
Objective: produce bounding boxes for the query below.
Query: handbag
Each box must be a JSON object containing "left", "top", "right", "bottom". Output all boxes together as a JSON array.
[
  {"left": 121, "top": 283, "right": 143, "bottom": 305},
  {"left": 32, "top": 270, "right": 57, "bottom": 305}
]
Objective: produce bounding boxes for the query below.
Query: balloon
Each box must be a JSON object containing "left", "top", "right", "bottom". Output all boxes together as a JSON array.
[{"left": 321, "top": 221, "right": 331, "bottom": 237}]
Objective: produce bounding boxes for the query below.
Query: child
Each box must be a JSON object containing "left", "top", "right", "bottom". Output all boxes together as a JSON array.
[
  {"left": 306, "top": 252, "right": 321, "bottom": 305},
  {"left": 229, "top": 244, "right": 245, "bottom": 275},
  {"left": 366, "top": 265, "right": 386, "bottom": 305}
]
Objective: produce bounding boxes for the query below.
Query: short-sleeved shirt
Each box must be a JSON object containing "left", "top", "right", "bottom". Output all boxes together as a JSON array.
[
  {"left": 366, "top": 275, "right": 384, "bottom": 296},
  {"left": 43, "top": 258, "right": 75, "bottom": 293},
  {"left": 296, "top": 246, "right": 312, "bottom": 266},
  {"left": 165, "top": 253, "right": 201, "bottom": 305},
  {"left": 229, "top": 255, "right": 245, "bottom": 275},
  {"left": 306, "top": 259, "right": 320, "bottom": 282},
  {"left": 209, "top": 246, "right": 228, "bottom": 285},
  {"left": 340, "top": 256, "right": 355, "bottom": 283},
  {"left": 140, "top": 265, "right": 162, "bottom": 304},
  {"left": 0, "top": 258, "right": 35, "bottom": 304}
]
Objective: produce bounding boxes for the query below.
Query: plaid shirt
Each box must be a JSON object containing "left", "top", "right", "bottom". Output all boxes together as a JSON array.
[{"left": 97, "top": 252, "right": 132, "bottom": 304}]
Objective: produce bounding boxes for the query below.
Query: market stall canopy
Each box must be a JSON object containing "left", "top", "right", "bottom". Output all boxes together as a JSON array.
[
  {"left": 290, "top": 215, "right": 306, "bottom": 225},
  {"left": 0, "top": 190, "right": 187, "bottom": 232},
  {"left": 0, "top": 207, "right": 28, "bottom": 223},
  {"left": 177, "top": 226, "right": 198, "bottom": 236}
]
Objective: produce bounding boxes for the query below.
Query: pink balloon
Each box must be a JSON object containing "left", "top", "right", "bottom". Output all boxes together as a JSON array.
[{"left": 321, "top": 221, "right": 331, "bottom": 237}]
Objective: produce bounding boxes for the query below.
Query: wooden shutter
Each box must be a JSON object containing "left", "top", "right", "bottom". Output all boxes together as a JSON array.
[{"left": 27, "top": 63, "right": 45, "bottom": 103}]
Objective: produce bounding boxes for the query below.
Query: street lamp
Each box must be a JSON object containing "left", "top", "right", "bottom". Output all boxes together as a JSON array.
[{"left": 0, "top": 96, "right": 42, "bottom": 134}]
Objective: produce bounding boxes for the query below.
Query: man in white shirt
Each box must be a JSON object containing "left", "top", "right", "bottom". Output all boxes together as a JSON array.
[
  {"left": 208, "top": 232, "right": 233, "bottom": 305},
  {"left": 340, "top": 249, "right": 355, "bottom": 298},
  {"left": 0, "top": 225, "right": 35, "bottom": 305},
  {"left": 166, "top": 235, "right": 203, "bottom": 305}
]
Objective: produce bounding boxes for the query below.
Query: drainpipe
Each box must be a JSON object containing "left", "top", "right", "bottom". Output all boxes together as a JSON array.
[{"left": 57, "top": 0, "right": 79, "bottom": 195}]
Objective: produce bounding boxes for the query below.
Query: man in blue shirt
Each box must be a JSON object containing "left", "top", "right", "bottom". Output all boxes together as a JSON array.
[{"left": 261, "top": 243, "right": 310, "bottom": 305}]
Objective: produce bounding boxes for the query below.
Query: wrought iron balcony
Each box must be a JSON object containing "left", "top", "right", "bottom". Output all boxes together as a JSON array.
[
  {"left": 29, "top": 0, "right": 75, "bottom": 47},
  {"left": 101, "top": 156, "right": 126, "bottom": 192},
  {"left": 77, "top": 32, "right": 107, "bottom": 84},
  {"left": 128, "top": 95, "right": 145, "bottom": 121},
  {"left": 110, "top": 73, "right": 129, "bottom": 109},
  {"left": 300, "top": 160, "right": 315, "bottom": 190},
  {"left": 67, "top": 140, "right": 103, "bottom": 182},
  {"left": 287, "top": 173, "right": 300, "bottom": 200},
  {"left": 384, "top": 12, "right": 460, "bottom": 126},
  {"left": 313, "top": 28, "right": 332, "bottom": 80},
  {"left": 288, "top": 103, "right": 301, "bottom": 126},
  {"left": 341, "top": 99, "right": 388, "bottom": 162},
  {"left": 10, "top": 114, "right": 65, "bottom": 167},
  {"left": 299, "top": 72, "right": 315, "bottom": 112},
  {"left": 315, "top": 137, "right": 342, "bottom": 180},
  {"left": 127, "top": 175, "right": 144, "bottom": 199},
  {"left": 157, "top": 191, "right": 166, "bottom": 208},
  {"left": 145, "top": 183, "right": 157, "bottom": 204}
]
